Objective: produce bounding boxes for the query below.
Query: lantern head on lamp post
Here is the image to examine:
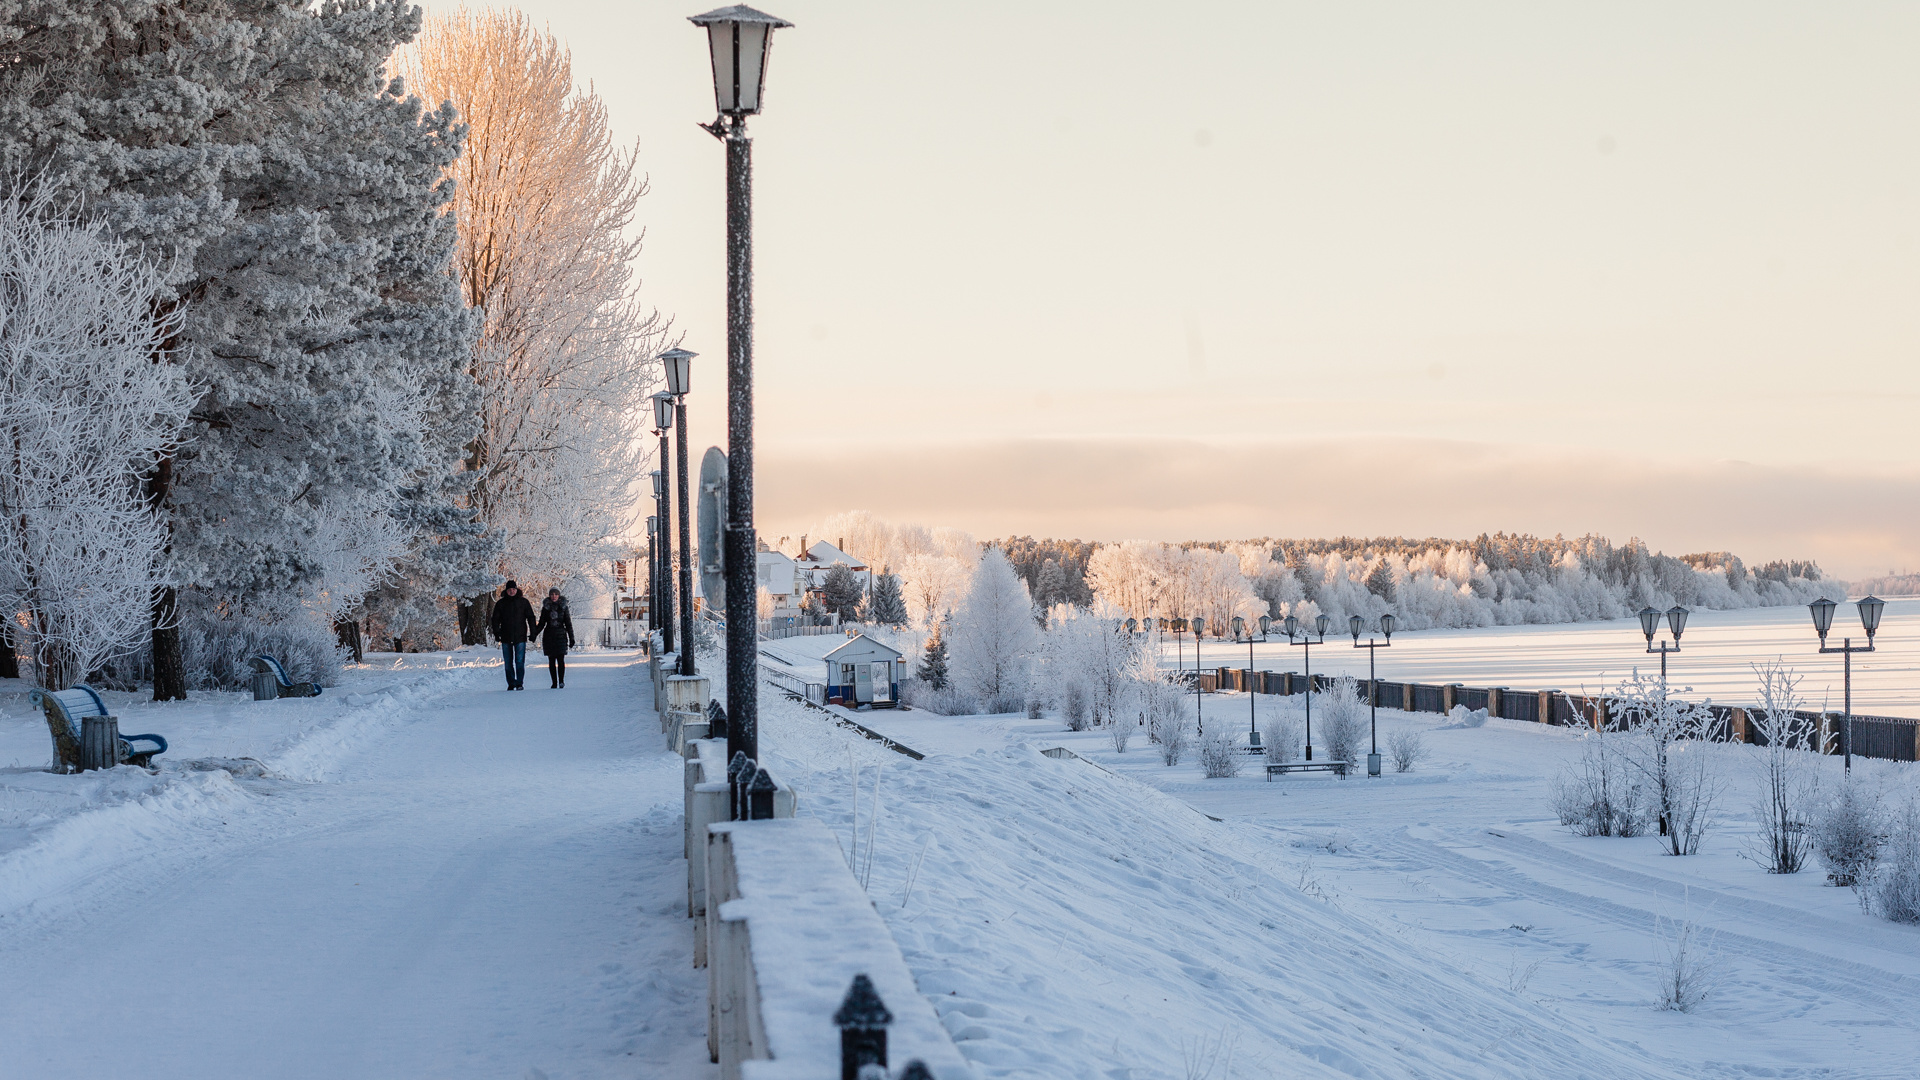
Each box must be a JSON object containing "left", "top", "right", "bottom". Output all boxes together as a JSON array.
[
  {"left": 652, "top": 391, "right": 676, "bottom": 432},
  {"left": 1314, "top": 613, "right": 1330, "bottom": 638},
  {"left": 1352, "top": 612, "right": 1398, "bottom": 777},
  {"left": 1637, "top": 606, "right": 1662, "bottom": 644},
  {"left": 690, "top": 6, "right": 792, "bottom": 119},
  {"left": 1809, "top": 597, "right": 1837, "bottom": 643},
  {"left": 1231, "top": 615, "right": 1245, "bottom": 640},
  {"left": 1667, "top": 606, "right": 1690, "bottom": 640},
  {"left": 649, "top": 469, "right": 665, "bottom": 498},
  {"left": 1348, "top": 615, "right": 1364, "bottom": 641},
  {"left": 1258, "top": 614, "right": 1271, "bottom": 637},
  {"left": 1859, "top": 595, "right": 1886, "bottom": 640},
  {"left": 1380, "top": 613, "right": 1396, "bottom": 639},
  {"left": 1282, "top": 615, "right": 1298, "bottom": 639},
  {"left": 659, "top": 348, "right": 695, "bottom": 397}
]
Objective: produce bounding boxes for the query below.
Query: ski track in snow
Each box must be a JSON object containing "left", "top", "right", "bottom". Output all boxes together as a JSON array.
[{"left": 0, "top": 650, "right": 712, "bottom": 1080}]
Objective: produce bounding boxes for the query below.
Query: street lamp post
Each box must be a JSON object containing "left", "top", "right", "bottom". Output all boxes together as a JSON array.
[
  {"left": 1350, "top": 613, "right": 1396, "bottom": 777},
  {"left": 1192, "top": 617, "right": 1208, "bottom": 734},
  {"left": 1233, "top": 615, "right": 1270, "bottom": 752},
  {"left": 649, "top": 459, "right": 673, "bottom": 654},
  {"left": 645, "top": 514, "right": 659, "bottom": 634},
  {"left": 1283, "top": 613, "right": 1331, "bottom": 760},
  {"left": 660, "top": 350, "right": 698, "bottom": 678},
  {"left": 1636, "top": 605, "right": 1689, "bottom": 680},
  {"left": 1809, "top": 595, "right": 1886, "bottom": 773},
  {"left": 690, "top": 4, "right": 791, "bottom": 765}
]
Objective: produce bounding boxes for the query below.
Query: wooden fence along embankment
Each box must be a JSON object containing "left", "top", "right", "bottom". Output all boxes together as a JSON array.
[{"left": 1190, "top": 667, "right": 1920, "bottom": 764}]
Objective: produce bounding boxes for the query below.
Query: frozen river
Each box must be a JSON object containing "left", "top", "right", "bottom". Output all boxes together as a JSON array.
[{"left": 1173, "top": 596, "right": 1920, "bottom": 717}]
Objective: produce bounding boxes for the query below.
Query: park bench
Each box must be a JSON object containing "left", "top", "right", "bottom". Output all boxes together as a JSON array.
[
  {"left": 1265, "top": 759, "right": 1350, "bottom": 780},
  {"left": 247, "top": 655, "right": 322, "bottom": 700},
  {"left": 30, "top": 685, "right": 168, "bottom": 770}
]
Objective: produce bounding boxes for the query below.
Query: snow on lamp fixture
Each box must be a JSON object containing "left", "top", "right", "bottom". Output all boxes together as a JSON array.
[
  {"left": 659, "top": 348, "right": 695, "bottom": 396},
  {"left": 652, "top": 391, "right": 676, "bottom": 431},
  {"left": 690, "top": 6, "right": 791, "bottom": 116}
]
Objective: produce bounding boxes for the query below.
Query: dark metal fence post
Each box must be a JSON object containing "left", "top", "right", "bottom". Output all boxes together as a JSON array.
[
  {"left": 707, "top": 699, "right": 729, "bottom": 742},
  {"left": 727, "top": 751, "right": 751, "bottom": 821},
  {"left": 747, "top": 767, "right": 776, "bottom": 820},
  {"left": 835, "top": 974, "right": 892, "bottom": 1080}
]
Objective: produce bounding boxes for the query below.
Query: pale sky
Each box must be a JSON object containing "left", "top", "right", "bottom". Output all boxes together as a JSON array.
[{"left": 431, "top": 1, "right": 1920, "bottom": 578}]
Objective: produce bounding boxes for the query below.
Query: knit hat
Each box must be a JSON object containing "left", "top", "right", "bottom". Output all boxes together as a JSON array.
[{"left": 503, "top": 580, "right": 518, "bottom": 591}]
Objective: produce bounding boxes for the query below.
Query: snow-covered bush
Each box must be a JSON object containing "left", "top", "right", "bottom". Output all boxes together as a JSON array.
[
  {"left": 1263, "top": 707, "right": 1304, "bottom": 763},
  {"left": 1198, "top": 728, "right": 1242, "bottom": 779},
  {"left": 1612, "top": 672, "right": 1722, "bottom": 856},
  {"left": 1551, "top": 721, "right": 1647, "bottom": 837},
  {"left": 0, "top": 188, "right": 196, "bottom": 698},
  {"left": 1746, "top": 662, "right": 1821, "bottom": 874},
  {"left": 1386, "top": 729, "right": 1427, "bottom": 773},
  {"left": 1449, "top": 704, "right": 1488, "bottom": 728},
  {"left": 1047, "top": 607, "right": 1143, "bottom": 728},
  {"left": 948, "top": 548, "right": 1037, "bottom": 713},
  {"left": 1812, "top": 777, "right": 1885, "bottom": 887},
  {"left": 1061, "top": 681, "right": 1091, "bottom": 731},
  {"left": 99, "top": 614, "right": 346, "bottom": 692},
  {"left": 1317, "top": 676, "right": 1367, "bottom": 775},
  {"left": 1860, "top": 798, "right": 1920, "bottom": 924},
  {"left": 1151, "top": 706, "right": 1190, "bottom": 766},
  {"left": 1109, "top": 710, "right": 1133, "bottom": 753},
  {"left": 1652, "top": 909, "right": 1720, "bottom": 1012}
]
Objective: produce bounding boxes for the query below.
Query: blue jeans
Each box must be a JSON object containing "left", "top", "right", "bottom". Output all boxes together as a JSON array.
[{"left": 501, "top": 641, "right": 527, "bottom": 688}]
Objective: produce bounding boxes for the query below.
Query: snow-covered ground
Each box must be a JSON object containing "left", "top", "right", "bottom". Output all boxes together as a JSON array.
[
  {"left": 1177, "top": 596, "right": 1920, "bottom": 715},
  {"left": 0, "top": 649, "right": 712, "bottom": 1079},
  {"left": 782, "top": 689, "right": 1920, "bottom": 1079}
]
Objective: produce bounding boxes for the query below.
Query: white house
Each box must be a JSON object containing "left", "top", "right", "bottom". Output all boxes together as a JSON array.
[
  {"left": 792, "top": 537, "right": 872, "bottom": 604},
  {"left": 756, "top": 547, "right": 803, "bottom": 617},
  {"left": 822, "top": 634, "right": 905, "bottom": 707}
]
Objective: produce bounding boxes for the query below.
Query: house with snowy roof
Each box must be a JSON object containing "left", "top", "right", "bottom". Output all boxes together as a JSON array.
[{"left": 822, "top": 634, "right": 905, "bottom": 707}]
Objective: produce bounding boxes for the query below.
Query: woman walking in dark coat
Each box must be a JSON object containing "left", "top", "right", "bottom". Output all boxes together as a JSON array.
[{"left": 535, "top": 587, "right": 576, "bottom": 688}]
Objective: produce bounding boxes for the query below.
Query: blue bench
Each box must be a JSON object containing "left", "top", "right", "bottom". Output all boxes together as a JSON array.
[
  {"left": 30, "top": 686, "right": 168, "bottom": 768},
  {"left": 248, "top": 655, "right": 322, "bottom": 699},
  {"left": 1265, "top": 759, "right": 1350, "bottom": 780}
]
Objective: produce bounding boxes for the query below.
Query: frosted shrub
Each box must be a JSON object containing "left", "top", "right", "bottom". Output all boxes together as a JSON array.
[
  {"left": 1142, "top": 678, "right": 1184, "bottom": 744},
  {"left": 1652, "top": 909, "right": 1720, "bottom": 1013},
  {"left": 1109, "top": 710, "right": 1132, "bottom": 753},
  {"left": 1449, "top": 704, "right": 1488, "bottom": 728},
  {"left": 1746, "top": 662, "right": 1821, "bottom": 874},
  {"left": 97, "top": 614, "right": 346, "bottom": 692},
  {"left": 1812, "top": 778, "right": 1885, "bottom": 887},
  {"left": 1263, "top": 710, "right": 1304, "bottom": 763},
  {"left": 1551, "top": 721, "right": 1647, "bottom": 837},
  {"left": 1061, "top": 681, "right": 1091, "bottom": 731},
  {"left": 1152, "top": 711, "right": 1190, "bottom": 766},
  {"left": 1613, "top": 672, "right": 1722, "bottom": 856},
  {"left": 1317, "top": 676, "right": 1367, "bottom": 775},
  {"left": 1198, "top": 728, "right": 1242, "bottom": 779},
  {"left": 1860, "top": 798, "right": 1920, "bottom": 924},
  {"left": 1386, "top": 728, "right": 1427, "bottom": 773}
]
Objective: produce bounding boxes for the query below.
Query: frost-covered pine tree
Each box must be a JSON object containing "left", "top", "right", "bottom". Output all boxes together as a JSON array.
[
  {"left": 0, "top": 0, "right": 481, "bottom": 693},
  {"left": 0, "top": 189, "right": 196, "bottom": 709},
  {"left": 869, "top": 568, "right": 909, "bottom": 626},
  {"left": 948, "top": 548, "right": 1039, "bottom": 713},
  {"left": 917, "top": 619, "right": 950, "bottom": 690}
]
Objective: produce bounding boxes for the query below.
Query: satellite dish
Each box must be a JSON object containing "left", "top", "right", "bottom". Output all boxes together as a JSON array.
[{"left": 698, "top": 447, "right": 728, "bottom": 612}]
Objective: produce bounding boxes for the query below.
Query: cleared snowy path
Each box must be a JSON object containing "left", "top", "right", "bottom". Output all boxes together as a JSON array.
[{"left": 0, "top": 651, "right": 711, "bottom": 1080}]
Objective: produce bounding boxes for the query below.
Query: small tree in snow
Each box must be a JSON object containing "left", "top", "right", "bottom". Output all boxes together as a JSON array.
[
  {"left": 868, "top": 568, "right": 909, "bottom": 626},
  {"left": 1812, "top": 776, "right": 1885, "bottom": 887},
  {"left": 1860, "top": 797, "right": 1920, "bottom": 923},
  {"left": 1551, "top": 717, "right": 1648, "bottom": 838},
  {"left": 1613, "top": 671, "right": 1722, "bottom": 855},
  {"left": 0, "top": 190, "right": 195, "bottom": 708},
  {"left": 1317, "top": 676, "right": 1368, "bottom": 775},
  {"left": 948, "top": 548, "right": 1038, "bottom": 713},
  {"left": 1745, "top": 662, "right": 1822, "bottom": 874},
  {"left": 916, "top": 618, "right": 950, "bottom": 690},
  {"left": 1386, "top": 728, "right": 1427, "bottom": 773}
]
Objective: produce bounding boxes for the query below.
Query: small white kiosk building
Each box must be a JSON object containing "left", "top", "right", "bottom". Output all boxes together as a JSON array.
[{"left": 823, "top": 634, "right": 906, "bottom": 707}]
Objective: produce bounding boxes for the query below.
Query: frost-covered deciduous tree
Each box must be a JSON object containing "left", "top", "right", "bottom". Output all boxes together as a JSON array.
[
  {"left": 1746, "top": 662, "right": 1822, "bottom": 874},
  {"left": 400, "top": 10, "right": 666, "bottom": 619},
  {"left": 0, "top": 190, "right": 195, "bottom": 701},
  {"left": 948, "top": 548, "right": 1038, "bottom": 713},
  {"left": 1613, "top": 672, "right": 1722, "bottom": 855},
  {"left": 1551, "top": 716, "right": 1647, "bottom": 837}
]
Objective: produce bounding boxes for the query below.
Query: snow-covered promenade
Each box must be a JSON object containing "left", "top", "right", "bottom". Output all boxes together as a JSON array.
[{"left": 0, "top": 651, "right": 712, "bottom": 1079}]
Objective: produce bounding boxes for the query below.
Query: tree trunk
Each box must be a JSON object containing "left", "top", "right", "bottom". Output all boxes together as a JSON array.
[
  {"left": 460, "top": 591, "right": 494, "bottom": 645},
  {"left": 151, "top": 585, "right": 186, "bottom": 700},
  {"left": 0, "top": 623, "right": 18, "bottom": 680},
  {"left": 146, "top": 452, "right": 187, "bottom": 701},
  {"left": 334, "top": 619, "right": 364, "bottom": 663}
]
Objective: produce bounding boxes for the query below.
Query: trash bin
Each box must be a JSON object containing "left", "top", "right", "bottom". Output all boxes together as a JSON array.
[{"left": 251, "top": 671, "right": 278, "bottom": 701}]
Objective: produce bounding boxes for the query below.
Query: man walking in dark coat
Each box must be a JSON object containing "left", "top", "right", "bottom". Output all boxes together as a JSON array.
[
  {"left": 535, "top": 587, "right": 576, "bottom": 689},
  {"left": 490, "top": 580, "right": 538, "bottom": 690}
]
